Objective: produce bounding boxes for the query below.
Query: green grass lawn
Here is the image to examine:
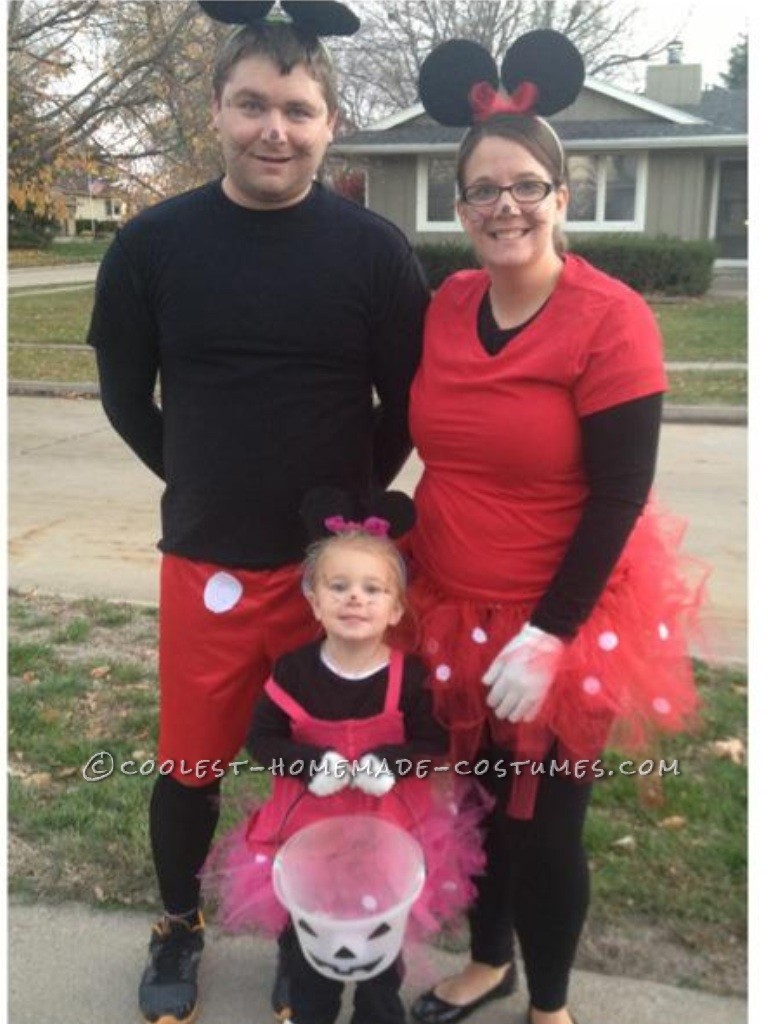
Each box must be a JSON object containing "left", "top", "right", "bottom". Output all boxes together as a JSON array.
[
  {"left": 9, "top": 239, "right": 111, "bottom": 267},
  {"left": 8, "top": 286, "right": 95, "bottom": 345},
  {"left": 651, "top": 298, "right": 747, "bottom": 363},
  {"left": 7, "top": 592, "right": 746, "bottom": 957},
  {"left": 666, "top": 370, "right": 747, "bottom": 406},
  {"left": 7, "top": 287, "right": 747, "bottom": 403},
  {"left": 8, "top": 345, "right": 96, "bottom": 383}
]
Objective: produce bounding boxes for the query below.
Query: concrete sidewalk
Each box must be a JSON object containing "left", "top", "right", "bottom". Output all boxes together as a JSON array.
[{"left": 8, "top": 902, "right": 747, "bottom": 1024}]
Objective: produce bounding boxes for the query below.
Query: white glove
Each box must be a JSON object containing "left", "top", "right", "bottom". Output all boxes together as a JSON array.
[
  {"left": 350, "top": 752, "right": 396, "bottom": 797},
  {"left": 482, "top": 622, "right": 565, "bottom": 723},
  {"left": 308, "top": 750, "right": 351, "bottom": 797}
]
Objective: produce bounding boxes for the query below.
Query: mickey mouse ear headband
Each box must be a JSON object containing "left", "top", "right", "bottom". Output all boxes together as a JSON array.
[
  {"left": 301, "top": 487, "right": 416, "bottom": 542},
  {"left": 199, "top": 1, "right": 360, "bottom": 38},
  {"left": 418, "top": 29, "right": 584, "bottom": 126}
]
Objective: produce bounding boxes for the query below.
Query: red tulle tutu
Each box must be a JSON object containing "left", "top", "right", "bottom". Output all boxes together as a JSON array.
[{"left": 408, "top": 503, "right": 708, "bottom": 816}]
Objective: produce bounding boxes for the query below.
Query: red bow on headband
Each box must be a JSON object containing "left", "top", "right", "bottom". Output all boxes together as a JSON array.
[
  {"left": 324, "top": 515, "right": 391, "bottom": 537},
  {"left": 469, "top": 80, "right": 539, "bottom": 120}
]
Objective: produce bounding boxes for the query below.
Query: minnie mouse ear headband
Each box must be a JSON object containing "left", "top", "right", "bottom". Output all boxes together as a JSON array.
[
  {"left": 199, "top": 1, "right": 360, "bottom": 38},
  {"left": 301, "top": 487, "right": 416, "bottom": 542},
  {"left": 418, "top": 29, "right": 584, "bottom": 127}
]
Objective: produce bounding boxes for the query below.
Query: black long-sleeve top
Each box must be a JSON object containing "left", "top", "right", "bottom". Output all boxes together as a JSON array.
[
  {"left": 248, "top": 641, "right": 448, "bottom": 779},
  {"left": 87, "top": 180, "right": 429, "bottom": 570}
]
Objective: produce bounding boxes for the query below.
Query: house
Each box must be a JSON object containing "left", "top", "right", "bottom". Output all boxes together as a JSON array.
[
  {"left": 332, "top": 54, "right": 747, "bottom": 267},
  {"left": 52, "top": 176, "right": 130, "bottom": 236}
]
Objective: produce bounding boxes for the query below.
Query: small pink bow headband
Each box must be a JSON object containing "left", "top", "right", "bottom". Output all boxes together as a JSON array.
[{"left": 324, "top": 515, "right": 391, "bottom": 537}]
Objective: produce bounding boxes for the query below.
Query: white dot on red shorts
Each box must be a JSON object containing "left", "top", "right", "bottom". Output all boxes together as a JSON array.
[
  {"left": 435, "top": 664, "right": 452, "bottom": 682},
  {"left": 597, "top": 630, "right": 619, "bottom": 651},
  {"left": 652, "top": 697, "right": 672, "bottom": 715},
  {"left": 582, "top": 676, "right": 602, "bottom": 696},
  {"left": 203, "top": 572, "right": 243, "bottom": 613},
  {"left": 442, "top": 881, "right": 458, "bottom": 891},
  {"left": 658, "top": 622, "right": 670, "bottom": 641},
  {"left": 254, "top": 853, "right": 270, "bottom": 865},
  {"left": 471, "top": 627, "right": 488, "bottom": 644},
  {"left": 361, "top": 895, "right": 378, "bottom": 911}
]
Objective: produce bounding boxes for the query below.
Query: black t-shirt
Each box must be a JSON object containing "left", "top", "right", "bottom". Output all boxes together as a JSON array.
[
  {"left": 88, "top": 180, "right": 429, "bottom": 569},
  {"left": 248, "top": 641, "right": 448, "bottom": 776}
]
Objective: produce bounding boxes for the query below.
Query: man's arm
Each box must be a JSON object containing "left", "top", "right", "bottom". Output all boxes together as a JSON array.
[
  {"left": 96, "top": 347, "right": 165, "bottom": 480},
  {"left": 370, "top": 248, "right": 430, "bottom": 488},
  {"left": 88, "top": 234, "right": 165, "bottom": 480}
]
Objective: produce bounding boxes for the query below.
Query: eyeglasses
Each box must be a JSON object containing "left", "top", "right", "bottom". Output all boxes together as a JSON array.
[{"left": 460, "top": 180, "right": 558, "bottom": 207}]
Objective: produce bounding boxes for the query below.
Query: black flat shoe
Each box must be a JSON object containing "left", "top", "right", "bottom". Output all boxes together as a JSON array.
[{"left": 411, "top": 965, "right": 516, "bottom": 1023}]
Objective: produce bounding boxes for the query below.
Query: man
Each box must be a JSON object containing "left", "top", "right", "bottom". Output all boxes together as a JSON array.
[{"left": 87, "top": 5, "right": 429, "bottom": 1022}]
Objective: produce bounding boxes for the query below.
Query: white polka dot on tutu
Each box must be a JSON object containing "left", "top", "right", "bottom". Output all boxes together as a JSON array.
[
  {"left": 254, "top": 853, "right": 270, "bottom": 865},
  {"left": 597, "top": 630, "right": 619, "bottom": 652},
  {"left": 426, "top": 638, "right": 440, "bottom": 655},
  {"left": 652, "top": 697, "right": 672, "bottom": 715},
  {"left": 471, "top": 627, "right": 488, "bottom": 644},
  {"left": 361, "top": 895, "right": 378, "bottom": 911},
  {"left": 435, "top": 664, "right": 452, "bottom": 682},
  {"left": 582, "top": 676, "right": 603, "bottom": 696},
  {"left": 442, "top": 881, "right": 458, "bottom": 892},
  {"left": 658, "top": 622, "right": 670, "bottom": 641},
  {"left": 203, "top": 572, "right": 243, "bottom": 613}
]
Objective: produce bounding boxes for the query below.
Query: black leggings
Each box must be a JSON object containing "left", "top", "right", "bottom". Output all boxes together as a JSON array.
[
  {"left": 149, "top": 774, "right": 221, "bottom": 915},
  {"left": 468, "top": 749, "right": 593, "bottom": 1012},
  {"left": 279, "top": 926, "right": 406, "bottom": 1024}
]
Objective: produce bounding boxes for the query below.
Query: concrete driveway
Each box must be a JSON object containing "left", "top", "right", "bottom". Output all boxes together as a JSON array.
[{"left": 8, "top": 395, "right": 746, "bottom": 665}]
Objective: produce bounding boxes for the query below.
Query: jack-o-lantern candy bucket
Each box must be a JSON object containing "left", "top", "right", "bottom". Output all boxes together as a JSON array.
[{"left": 272, "top": 814, "right": 426, "bottom": 981}]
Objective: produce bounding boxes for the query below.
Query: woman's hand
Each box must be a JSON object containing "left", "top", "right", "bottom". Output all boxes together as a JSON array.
[
  {"left": 308, "top": 750, "right": 350, "bottom": 796},
  {"left": 482, "top": 623, "right": 565, "bottom": 722},
  {"left": 351, "top": 752, "right": 396, "bottom": 797}
]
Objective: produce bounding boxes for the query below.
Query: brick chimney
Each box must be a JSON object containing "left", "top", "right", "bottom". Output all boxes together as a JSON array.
[{"left": 645, "top": 41, "right": 702, "bottom": 106}]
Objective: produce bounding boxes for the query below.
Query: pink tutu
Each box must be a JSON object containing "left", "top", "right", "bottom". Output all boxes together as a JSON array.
[
  {"left": 203, "top": 777, "right": 490, "bottom": 939},
  {"left": 408, "top": 503, "right": 708, "bottom": 816}
]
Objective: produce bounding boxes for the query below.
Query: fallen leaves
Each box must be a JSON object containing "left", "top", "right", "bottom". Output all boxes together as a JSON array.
[{"left": 710, "top": 738, "right": 746, "bottom": 765}]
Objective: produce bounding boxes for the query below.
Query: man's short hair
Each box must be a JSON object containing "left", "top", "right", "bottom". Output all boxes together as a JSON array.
[{"left": 212, "top": 22, "right": 339, "bottom": 114}]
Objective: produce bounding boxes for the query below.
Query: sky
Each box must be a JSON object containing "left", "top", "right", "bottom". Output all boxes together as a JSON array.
[{"left": 624, "top": 1, "right": 750, "bottom": 87}]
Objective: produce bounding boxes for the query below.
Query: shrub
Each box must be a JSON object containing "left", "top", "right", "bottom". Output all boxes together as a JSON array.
[
  {"left": 8, "top": 205, "right": 57, "bottom": 250},
  {"left": 75, "top": 218, "right": 119, "bottom": 236},
  {"left": 414, "top": 242, "right": 479, "bottom": 289},
  {"left": 568, "top": 234, "right": 717, "bottom": 296},
  {"left": 415, "top": 235, "right": 717, "bottom": 296}
]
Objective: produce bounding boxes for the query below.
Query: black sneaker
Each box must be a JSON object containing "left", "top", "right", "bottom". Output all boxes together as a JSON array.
[{"left": 139, "top": 912, "right": 205, "bottom": 1024}]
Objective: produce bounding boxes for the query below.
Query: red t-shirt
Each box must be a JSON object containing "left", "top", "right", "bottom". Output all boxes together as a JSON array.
[{"left": 409, "top": 254, "right": 667, "bottom": 602}]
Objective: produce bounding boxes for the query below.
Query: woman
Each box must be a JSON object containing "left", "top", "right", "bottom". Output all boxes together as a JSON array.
[{"left": 407, "top": 31, "right": 702, "bottom": 1024}]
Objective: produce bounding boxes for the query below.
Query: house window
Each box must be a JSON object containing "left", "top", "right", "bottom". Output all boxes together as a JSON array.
[
  {"left": 417, "top": 157, "right": 461, "bottom": 231},
  {"left": 566, "top": 153, "right": 646, "bottom": 231}
]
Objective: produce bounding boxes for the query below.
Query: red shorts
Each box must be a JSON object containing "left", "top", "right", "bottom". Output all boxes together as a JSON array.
[{"left": 158, "top": 553, "right": 317, "bottom": 786}]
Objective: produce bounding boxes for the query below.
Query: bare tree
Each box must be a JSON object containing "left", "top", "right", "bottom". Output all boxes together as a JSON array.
[
  {"left": 8, "top": 0, "right": 220, "bottom": 210},
  {"left": 9, "top": 0, "right": 678, "bottom": 214},
  {"left": 330, "top": 1, "right": 675, "bottom": 127}
]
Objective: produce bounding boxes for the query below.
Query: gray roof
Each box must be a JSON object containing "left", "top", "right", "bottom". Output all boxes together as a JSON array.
[
  {"left": 682, "top": 87, "right": 747, "bottom": 133},
  {"left": 336, "top": 86, "right": 747, "bottom": 151}
]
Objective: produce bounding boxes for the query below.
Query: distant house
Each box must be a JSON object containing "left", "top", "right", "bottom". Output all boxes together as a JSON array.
[
  {"left": 333, "top": 57, "right": 747, "bottom": 267},
  {"left": 52, "top": 176, "right": 130, "bottom": 236}
]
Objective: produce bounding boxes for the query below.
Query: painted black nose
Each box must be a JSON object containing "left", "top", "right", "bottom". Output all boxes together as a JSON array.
[{"left": 334, "top": 947, "right": 356, "bottom": 959}]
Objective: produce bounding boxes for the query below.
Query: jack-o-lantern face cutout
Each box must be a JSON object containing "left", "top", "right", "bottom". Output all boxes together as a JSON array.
[
  {"left": 296, "top": 916, "right": 397, "bottom": 979},
  {"left": 272, "top": 815, "right": 426, "bottom": 982}
]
